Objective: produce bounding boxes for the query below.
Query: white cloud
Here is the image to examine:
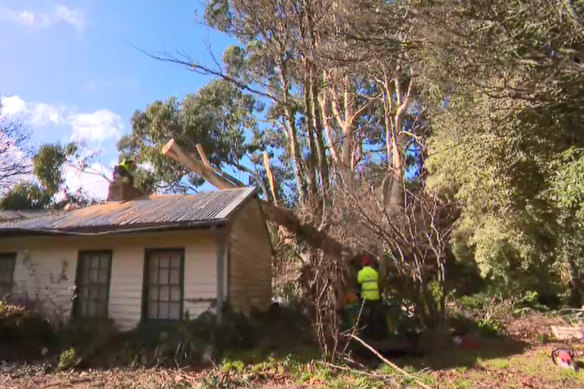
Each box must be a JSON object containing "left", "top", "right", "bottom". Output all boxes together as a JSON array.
[
  {"left": 54, "top": 5, "right": 85, "bottom": 30},
  {"left": 69, "top": 110, "right": 123, "bottom": 143},
  {"left": 1, "top": 95, "right": 27, "bottom": 116},
  {"left": 1, "top": 95, "right": 64, "bottom": 126},
  {"left": 1, "top": 96, "right": 123, "bottom": 143},
  {"left": 1, "top": 96, "right": 122, "bottom": 197},
  {"left": 0, "top": 5, "right": 86, "bottom": 31}
]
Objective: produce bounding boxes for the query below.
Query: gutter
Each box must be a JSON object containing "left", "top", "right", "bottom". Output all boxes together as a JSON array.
[{"left": 0, "top": 219, "right": 229, "bottom": 237}]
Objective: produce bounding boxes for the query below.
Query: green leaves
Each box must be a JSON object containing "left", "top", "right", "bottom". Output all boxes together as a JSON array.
[
  {"left": 0, "top": 142, "right": 97, "bottom": 210},
  {"left": 119, "top": 80, "right": 260, "bottom": 193},
  {"left": 205, "top": 0, "right": 232, "bottom": 32},
  {"left": 0, "top": 182, "right": 51, "bottom": 210},
  {"left": 33, "top": 143, "right": 78, "bottom": 197},
  {"left": 418, "top": 0, "right": 584, "bottom": 291}
]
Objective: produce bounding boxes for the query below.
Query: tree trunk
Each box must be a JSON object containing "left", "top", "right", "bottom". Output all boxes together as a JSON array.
[
  {"left": 280, "top": 60, "right": 309, "bottom": 204},
  {"left": 389, "top": 115, "right": 404, "bottom": 207},
  {"left": 303, "top": 74, "right": 320, "bottom": 207},
  {"left": 310, "top": 72, "right": 330, "bottom": 192},
  {"left": 567, "top": 253, "right": 582, "bottom": 307},
  {"left": 319, "top": 89, "right": 340, "bottom": 166}
]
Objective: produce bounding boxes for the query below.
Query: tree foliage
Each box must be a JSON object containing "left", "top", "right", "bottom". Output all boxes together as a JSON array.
[
  {"left": 415, "top": 0, "right": 584, "bottom": 299},
  {"left": 119, "top": 79, "right": 263, "bottom": 193},
  {"left": 127, "top": 0, "right": 584, "bottom": 337},
  {"left": 0, "top": 142, "right": 95, "bottom": 211},
  {"left": 34, "top": 143, "right": 79, "bottom": 197},
  {"left": 0, "top": 182, "right": 51, "bottom": 210}
]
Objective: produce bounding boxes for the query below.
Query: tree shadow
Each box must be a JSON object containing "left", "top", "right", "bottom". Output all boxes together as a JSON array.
[
  {"left": 400, "top": 337, "right": 528, "bottom": 371},
  {"left": 350, "top": 323, "right": 528, "bottom": 371}
]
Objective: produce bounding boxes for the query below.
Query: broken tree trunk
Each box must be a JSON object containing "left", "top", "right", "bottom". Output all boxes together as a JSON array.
[
  {"left": 163, "top": 140, "right": 240, "bottom": 190},
  {"left": 263, "top": 152, "right": 279, "bottom": 207},
  {"left": 162, "top": 139, "right": 354, "bottom": 259}
]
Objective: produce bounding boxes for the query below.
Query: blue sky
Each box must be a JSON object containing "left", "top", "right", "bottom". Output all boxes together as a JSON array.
[{"left": 0, "top": 0, "right": 232, "bottom": 198}]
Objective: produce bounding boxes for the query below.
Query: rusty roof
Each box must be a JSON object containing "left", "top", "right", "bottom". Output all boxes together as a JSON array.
[{"left": 0, "top": 187, "right": 256, "bottom": 235}]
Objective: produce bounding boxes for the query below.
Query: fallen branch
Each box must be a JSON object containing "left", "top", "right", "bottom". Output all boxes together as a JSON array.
[
  {"left": 349, "top": 334, "right": 434, "bottom": 389},
  {"left": 162, "top": 138, "right": 355, "bottom": 260},
  {"left": 195, "top": 144, "right": 211, "bottom": 167}
]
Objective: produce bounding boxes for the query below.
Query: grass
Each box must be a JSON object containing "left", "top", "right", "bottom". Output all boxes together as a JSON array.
[
  {"left": 484, "top": 357, "right": 510, "bottom": 369},
  {"left": 216, "top": 346, "right": 391, "bottom": 388},
  {"left": 212, "top": 330, "right": 584, "bottom": 388},
  {"left": 2, "top": 339, "right": 584, "bottom": 388},
  {"left": 427, "top": 342, "right": 584, "bottom": 389},
  {"left": 454, "top": 378, "right": 473, "bottom": 388}
]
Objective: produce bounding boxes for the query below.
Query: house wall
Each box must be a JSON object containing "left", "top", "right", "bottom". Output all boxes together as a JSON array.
[
  {"left": 229, "top": 199, "right": 272, "bottom": 316},
  {"left": 0, "top": 229, "right": 218, "bottom": 331}
]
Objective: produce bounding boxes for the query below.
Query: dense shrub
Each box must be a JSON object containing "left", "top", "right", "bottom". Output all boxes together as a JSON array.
[
  {"left": 56, "top": 317, "right": 117, "bottom": 368},
  {"left": 0, "top": 300, "right": 313, "bottom": 369},
  {"left": 0, "top": 301, "right": 55, "bottom": 361}
]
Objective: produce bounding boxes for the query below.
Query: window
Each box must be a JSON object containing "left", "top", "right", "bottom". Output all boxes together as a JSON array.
[
  {"left": 75, "top": 251, "right": 112, "bottom": 317},
  {"left": 0, "top": 253, "right": 15, "bottom": 296},
  {"left": 144, "top": 249, "right": 183, "bottom": 320}
]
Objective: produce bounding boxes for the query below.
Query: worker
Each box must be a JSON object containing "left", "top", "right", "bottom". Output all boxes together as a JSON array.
[
  {"left": 114, "top": 159, "right": 134, "bottom": 185},
  {"left": 357, "top": 255, "right": 387, "bottom": 340},
  {"left": 358, "top": 255, "right": 380, "bottom": 301}
]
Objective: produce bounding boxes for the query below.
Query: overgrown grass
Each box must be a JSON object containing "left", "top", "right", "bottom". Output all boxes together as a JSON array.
[{"left": 204, "top": 352, "right": 390, "bottom": 389}]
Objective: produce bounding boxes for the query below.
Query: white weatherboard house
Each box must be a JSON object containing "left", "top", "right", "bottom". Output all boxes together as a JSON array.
[{"left": 0, "top": 187, "right": 272, "bottom": 330}]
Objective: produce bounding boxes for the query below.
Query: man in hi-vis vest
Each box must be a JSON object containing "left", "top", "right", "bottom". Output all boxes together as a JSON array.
[
  {"left": 358, "top": 256, "right": 380, "bottom": 301},
  {"left": 357, "top": 255, "right": 387, "bottom": 340}
]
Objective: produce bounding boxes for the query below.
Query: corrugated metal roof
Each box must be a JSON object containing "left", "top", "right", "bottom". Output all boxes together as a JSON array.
[
  {"left": 0, "top": 187, "right": 255, "bottom": 235},
  {"left": 0, "top": 210, "right": 52, "bottom": 222}
]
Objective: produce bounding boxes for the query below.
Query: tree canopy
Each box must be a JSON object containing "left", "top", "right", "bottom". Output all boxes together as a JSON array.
[
  {"left": 0, "top": 142, "right": 95, "bottom": 211},
  {"left": 117, "top": 0, "right": 584, "bottom": 325}
]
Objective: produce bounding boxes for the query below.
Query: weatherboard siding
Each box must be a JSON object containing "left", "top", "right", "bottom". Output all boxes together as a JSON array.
[
  {"left": 0, "top": 229, "right": 218, "bottom": 330},
  {"left": 10, "top": 248, "right": 77, "bottom": 326},
  {"left": 229, "top": 200, "right": 272, "bottom": 315}
]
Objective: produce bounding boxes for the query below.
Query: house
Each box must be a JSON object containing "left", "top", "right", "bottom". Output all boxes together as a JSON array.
[{"left": 0, "top": 186, "right": 272, "bottom": 331}]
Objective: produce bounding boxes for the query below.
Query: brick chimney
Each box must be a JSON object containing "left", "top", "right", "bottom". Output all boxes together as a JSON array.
[{"left": 107, "top": 175, "right": 145, "bottom": 202}]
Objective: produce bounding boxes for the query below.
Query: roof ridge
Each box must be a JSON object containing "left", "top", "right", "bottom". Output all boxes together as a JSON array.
[{"left": 148, "top": 187, "right": 252, "bottom": 198}]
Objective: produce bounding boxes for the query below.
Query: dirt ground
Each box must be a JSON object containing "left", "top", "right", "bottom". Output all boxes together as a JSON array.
[{"left": 1, "top": 313, "right": 584, "bottom": 388}]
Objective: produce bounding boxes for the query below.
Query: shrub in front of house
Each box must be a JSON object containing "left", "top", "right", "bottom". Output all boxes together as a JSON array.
[
  {"left": 0, "top": 301, "right": 55, "bottom": 361},
  {"left": 0, "top": 302, "right": 311, "bottom": 369},
  {"left": 102, "top": 308, "right": 257, "bottom": 367}
]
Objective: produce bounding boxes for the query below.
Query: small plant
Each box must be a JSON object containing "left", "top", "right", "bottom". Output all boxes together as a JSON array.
[
  {"left": 58, "top": 347, "right": 79, "bottom": 370},
  {"left": 477, "top": 315, "right": 506, "bottom": 337},
  {"left": 536, "top": 333, "right": 552, "bottom": 344},
  {"left": 221, "top": 359, "right": 245, "bottom": 374}
]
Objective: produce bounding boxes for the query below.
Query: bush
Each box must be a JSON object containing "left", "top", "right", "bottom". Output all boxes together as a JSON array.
[
  {"left": 97, "top": 307, "right": 258, "bottom": 368},
  {"left": 0, "top": 301, "right": 55, "bottom": 360},
  {"left": 57, "top": 317, "right": 116, "bottom": 367}
]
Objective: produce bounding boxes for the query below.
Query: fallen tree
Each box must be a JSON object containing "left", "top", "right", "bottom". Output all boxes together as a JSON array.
[{"left": 162, "top": 139, "right": 354, "bottom": 259}]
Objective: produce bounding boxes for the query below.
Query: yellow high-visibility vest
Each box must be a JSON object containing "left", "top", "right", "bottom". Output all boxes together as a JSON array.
[{"left": 357, "top": 266, "right": 380, "bottom": 301}]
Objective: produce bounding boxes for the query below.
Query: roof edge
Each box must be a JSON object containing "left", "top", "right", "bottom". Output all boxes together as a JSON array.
[
  {"left": 215, "top": 186, "right": 256, "bottom": 219},
  {"left": 0, "top": 219, "right": 229, "bottom": 237}
]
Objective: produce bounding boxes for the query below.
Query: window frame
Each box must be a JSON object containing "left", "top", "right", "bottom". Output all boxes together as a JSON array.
[
  {"left": 142, "top": 248, "right": 185, "bottom": 322},
  {"left": 0, "top": 253, "right": 16, "bottom": 297},
  {"left": 73, "top": 250, "right": 113, "bottom": 319}
]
